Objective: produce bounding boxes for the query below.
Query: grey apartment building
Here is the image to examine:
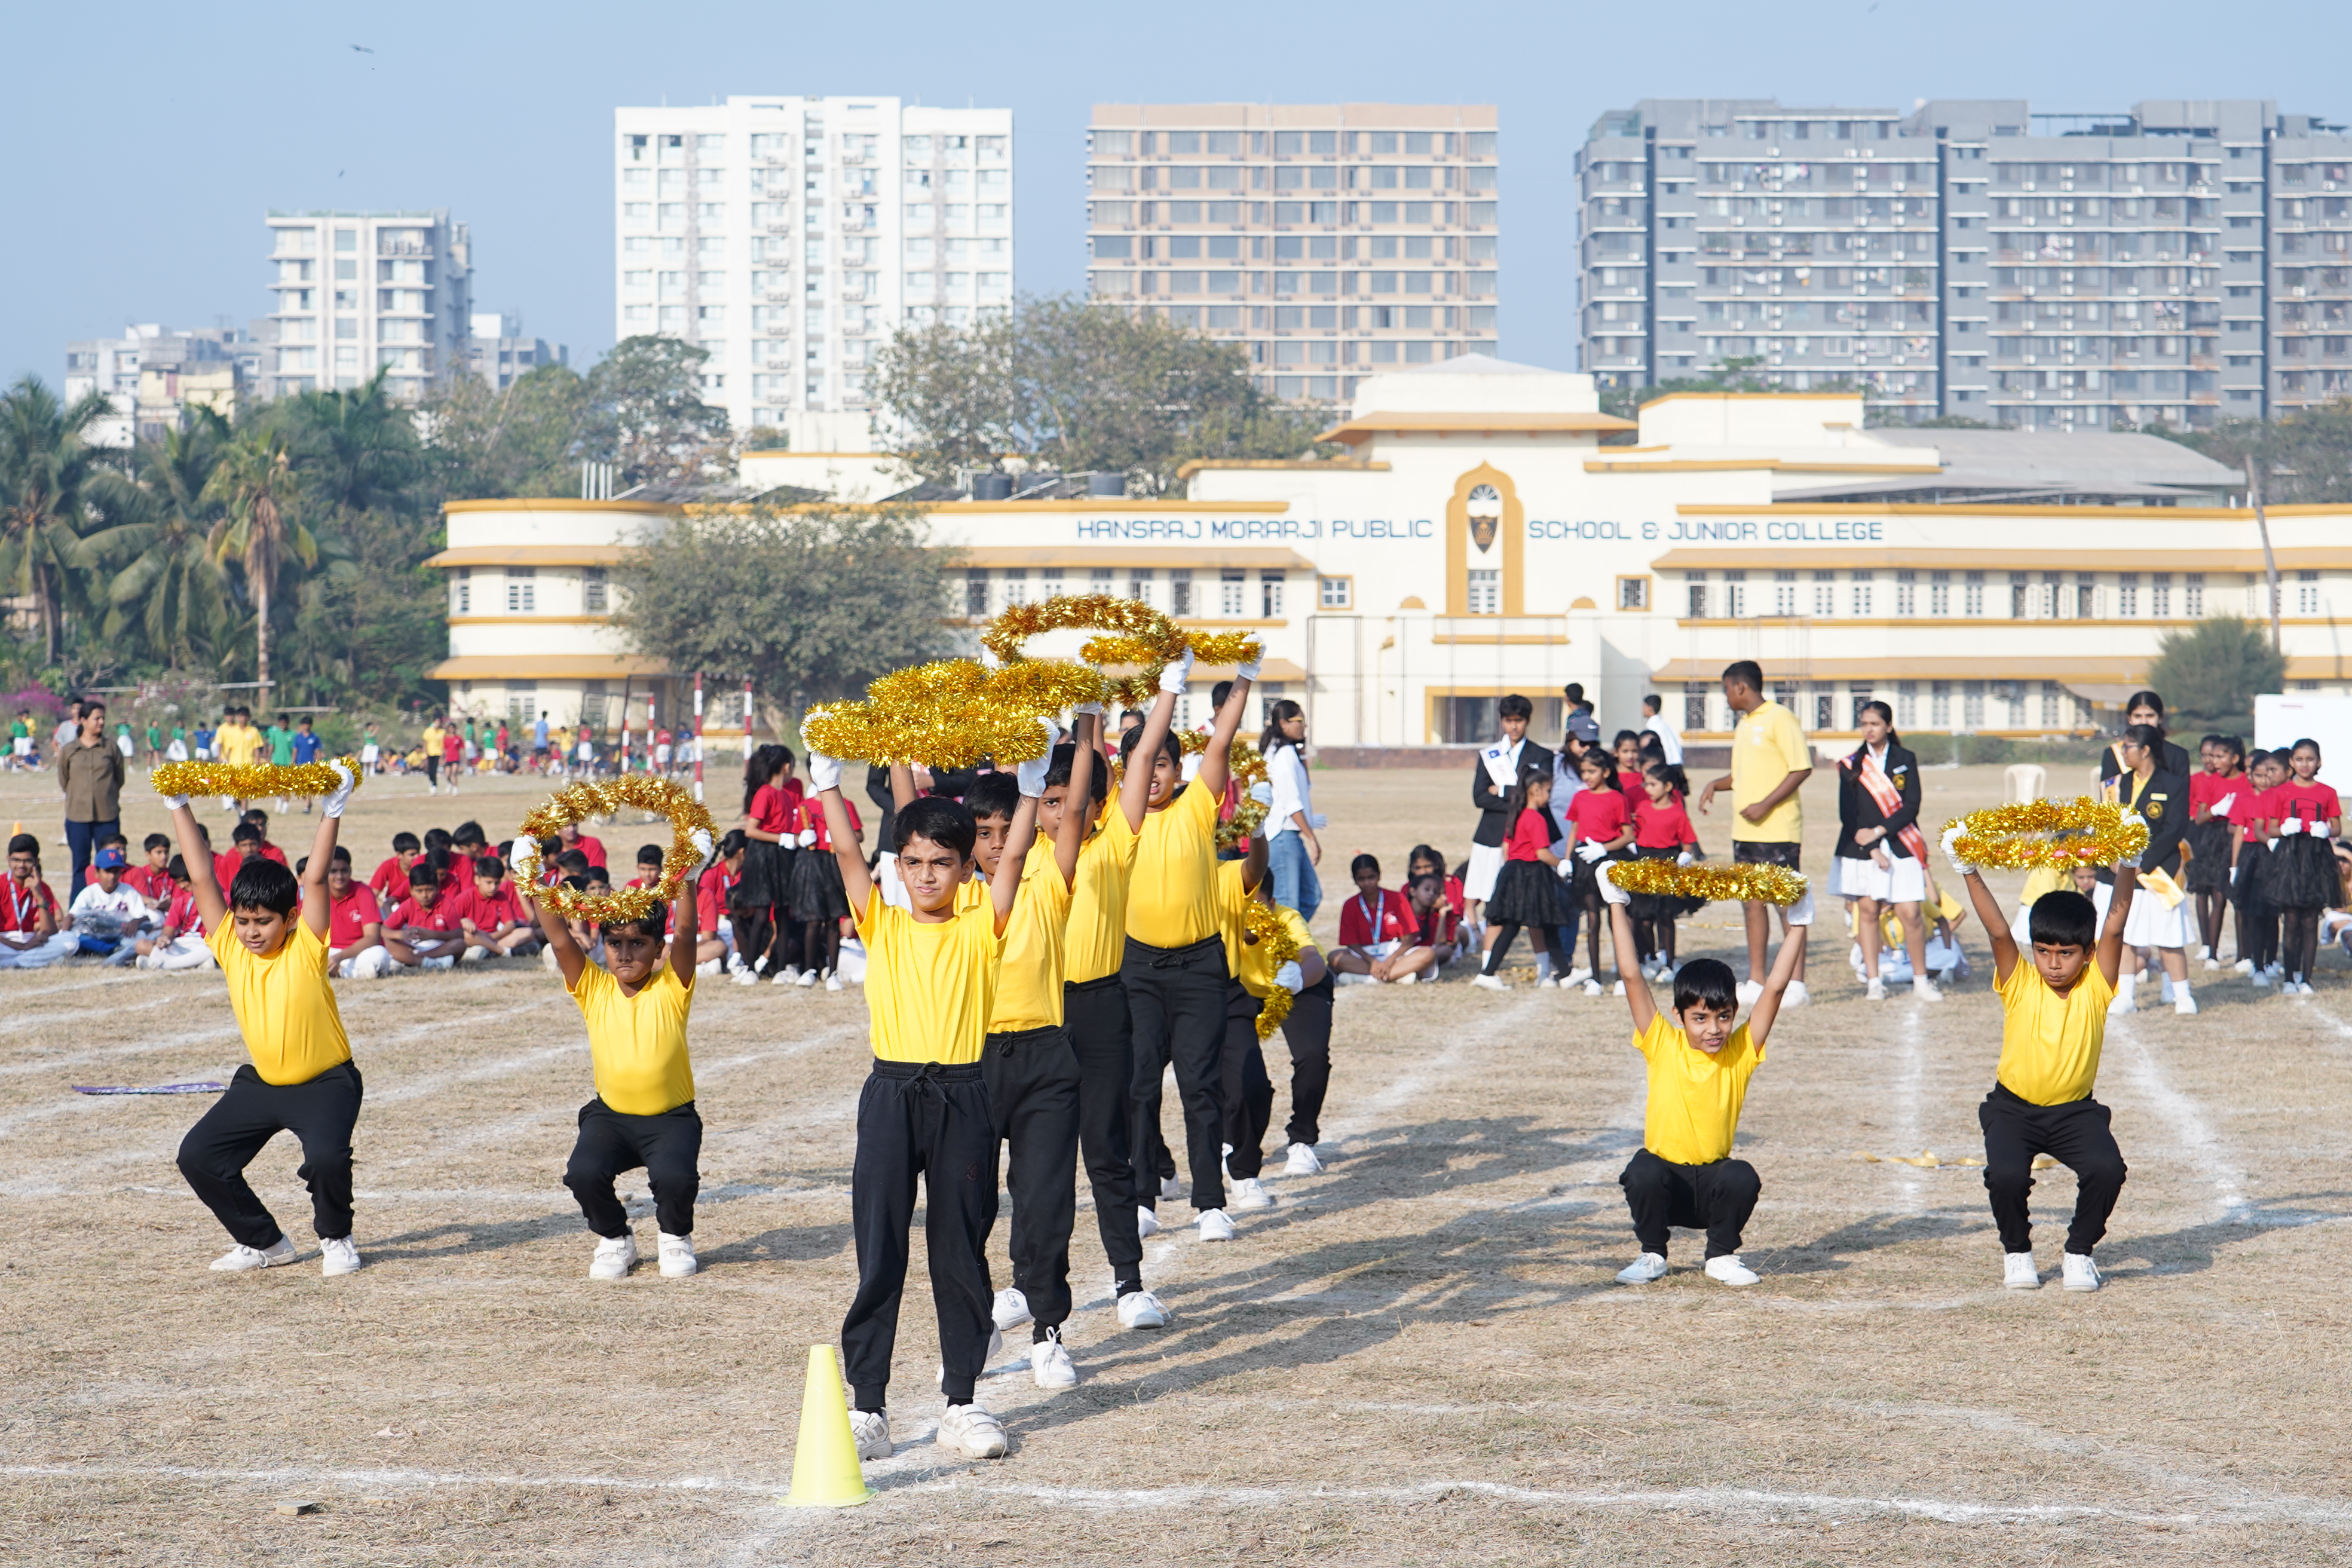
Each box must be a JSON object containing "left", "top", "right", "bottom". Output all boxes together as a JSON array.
[
  {"left": 1087, "top": 105, "right": 1499, "bottom": 401},
  {"left": 1580, "top": 98, "right": 2352, "bottom": 430}
]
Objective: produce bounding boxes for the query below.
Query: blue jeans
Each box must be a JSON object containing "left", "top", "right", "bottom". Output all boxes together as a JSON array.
[
  {"left": 1268, "top": 829, "right": 1321, "bottom": 923},
  {"left": 66, "top": 817, "right": 118, "bottom": 896}
]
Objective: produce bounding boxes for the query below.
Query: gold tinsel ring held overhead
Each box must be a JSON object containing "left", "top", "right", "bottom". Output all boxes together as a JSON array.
[
  {"left": 1944, "top": 797, "right": 2148, "bottom": 871},
  {"left": 1604, "top": 858, "right": 1809, "bottom": 908},
  {"left": 516, "top": 777, "right": 715, "bottom": 925},
  {"left": 982, "top": 593, "right": 1267, "bottom": 710},
  {"left": 154, "top": 757, "right": 364, "bottom": 801},
  {"left": 801, "top": 659, "right": 1087, "bottom": 769}
]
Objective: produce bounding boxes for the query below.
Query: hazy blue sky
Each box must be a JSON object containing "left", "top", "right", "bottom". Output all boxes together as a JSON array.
[{"left": 9, "top": 0, "right": 2345, "bottom": 393}]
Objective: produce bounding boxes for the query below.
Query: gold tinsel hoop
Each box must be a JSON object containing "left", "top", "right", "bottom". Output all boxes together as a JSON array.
[
  {"left": 516, "top": 777, "right": 715, "bottom": 924},
  {"left": 1242, "top": 896, "right": 1299, "bottom": 1039},
  {"left": 1945, "top": 797, "right": 2148, "bottom": 872},
  {"left": 1605, "top": 858, "right": 1808, "bottom": 908},
  {"left": 154, "top": 757, "right": 365, "bottom": 801},
  {"left": 801, "top": 660, "right": 1091, "bottom": 768},
  {"left": 982, "top": 593, "right": 1264, "bottom": 710}
]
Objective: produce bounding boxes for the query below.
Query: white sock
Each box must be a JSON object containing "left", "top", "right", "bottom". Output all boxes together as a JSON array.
[
  {"left": 2117, "top": 972, "right": 2137, "bottom": 1004},
  {"left": 2175, "top": 981, "right": 2193, "bottom": 1003}
]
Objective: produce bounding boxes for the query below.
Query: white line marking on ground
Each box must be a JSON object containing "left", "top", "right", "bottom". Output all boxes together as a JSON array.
[
  {"left": 1891, "top": 1004, "right": 1925, "bottom": 1213},
  {"left": 2105, "top": 1015, "right": 2252, "bottom": 1223}
]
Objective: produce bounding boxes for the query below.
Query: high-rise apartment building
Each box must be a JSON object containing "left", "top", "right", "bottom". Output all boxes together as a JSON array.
[
  {"left": 1085, "top": 105, "right": 1499, "bottom": 402},
  {"left": 613, "top": 96, "right": 1014, "bottom": 433},
  {"left": 1579, "top": 98, "right": 2352, "bottom": 430},
  {"left": 65, "top": 323, "right": 267, "bottom": 446},
  {"left": 467, "top": 310, "right": 568, "bottom": 390},
  {"left": 264, "top": 210, "right": 472, "bottom": 401}
]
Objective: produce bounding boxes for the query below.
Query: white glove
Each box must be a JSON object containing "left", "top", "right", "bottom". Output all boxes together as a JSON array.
[
  {"left": 689, "top": 828, "right": 717, "bottom": 873},
  {"left": 1074, "top": 699, "right": 1105, "bottom": 719},
  {"left": 1555, "top": 856, "right": 1576, "bottom": 880},
  {"left": 2117, "top": 808, "right": 2149, "bottom": 868},
  {"left": 805, "top": 749, "right": 842, "bottom": 792},
  {"left": 1786, "top": 884, "right": 1816, "bottom": 927},
  {"left": 2280, "top": 816, "right": 2307, "bottom": 837},
  {"left": 1597, "top": 861, "right": 1631, "bottom": 905},
  {"left": 1158, "top": 650, "right": 1195, "bottom": 696},
  {"left": 978, "top": 645, "right": 1003, "bottom": 671},
  {"left": 164, "top": 792, "right": 191, "bottom": 810},
  {"left": 1273, "top": 960, "right": 1305, "bottom": 994},
  {"left": 1940, "top": 822, "right": 1977, "bottom": 879},
  {"left": 2213, "top": 792, "right": 2237, "bottom": 817},
  {"left": 1015, "top": 717, "right": 1056, "bottom": 798},
  {"left": 795, "top": 828, "right": 817, "bottom": 849},
  {"left": 1237, "top": 648, "right": 1264, "bottom": 682},
  {"left": 1575, "top": 840, "right": 1608, "bottom": 863},
  {"left": 1676, "top": 849, "right": 1696, "bottom": 866},
  {"left": 321, "top": 760, "right": 356, "bottom": 819}
]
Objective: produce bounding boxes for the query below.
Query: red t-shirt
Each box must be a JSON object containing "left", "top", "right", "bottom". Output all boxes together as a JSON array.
[
  {"left": 749, "top": 782, "right": 800, "bottom": 836},
  {"left": 560, "top": 833, "right": 607, "bottom": 868},
  {"left": 164, "top": 886, "right": 204, "bottom": 938},
  {"left": 256, "top": 842, "right": 289, "bottom": 867},
  {"left": 2270, "top": 779, "right": 2341, "bottom": 831},
  {"left": 1408, "top": 896, "right": 1457, "bottom": 949},
  {"left": 442, "top": 730, "right": 463, "bottom": 763},
  {"left": 1616, "top": 768, "right": 1644, "bottom": 797},
  {"left": 215, "top": 849, "right": 253, "bottom": 890},
  {"left": 804, "top": 796, "right": 862, "bottom": 852},
  {"left": 1566, "top": 787, "right": 1631, "bottom": 844},
  {"left": 125, "top": 863, "right": 171, "bottom": 903},
  {"left": 2243, "top": 783, "right": 2282, "bottom": 843},
  {"left": 448, "top": 883, "right": 526, "bottom": 933},
  {"left": 387, "top": 894, "right": 461, "bottom": 934},
  {"left": 368, "top": 855, "right": 413, "bottom": 899},
  {"left": 327, "top": 884, "right": 382, "bottom": 949},
  {"left": 1505, "top": 807, "right": 1552, "bottom": 863},
  {"left": 1338, "top": 887, "right": 1418, "bottom": 947},
  {"left": 0, "top": 878, "right": 59, "bottom": 934},
  {"left": 697, "top": 863, "right": 735, "bottom": 932},
  {"left": 1633, "top": 795, "right": 1699, "bottom": 850}
]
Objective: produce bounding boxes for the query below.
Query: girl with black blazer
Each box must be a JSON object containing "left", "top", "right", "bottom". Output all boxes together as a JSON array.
[{"left": 1835, "top": 701, "right": 1937, "bottom": 1000}]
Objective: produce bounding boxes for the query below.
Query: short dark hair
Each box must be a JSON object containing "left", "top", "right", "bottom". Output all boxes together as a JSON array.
[
  {"left": 143, "top": 832, "right": 171, "bottom": 853},
  {"left": 408, "top": 862, "right": 439, "bottom": 887},
  {"left": 167, "top": 855, "right": 188, "bottom": 882},
  {"left": 7, "top": 832, "right": 38, "bottom": 858},
  {"left": 1722, "top": 660, "right": 1764, "bottom": 694},
  {"left": 1119, "top": 719, "right": 1183, "bottom": 771},
  {"left": 329, "top": 846, "right": 353, "bottom": 867},
  {"left": 2029, "top": 889, "right": 2097, "bottom": 950},
  {"left": 102, "top": 832, "right": 128, "bottom": 849},
  {"left": 556, "top": 849, "right": 592, "bottom": 875},
  {"left": 232, "top": 823, "right": 261, "bottom": 845},
  {"left": 474, "top": 858, "right": 506, "bottom": 880},
  {"left": 1672, "top": 958, "right": 1739, "bottom": 1016},
  {"left": 1642, "top": 693, "right": 1662, "bottom": 712},
  {"left": 718, "top": 828, "right": 748, "bottom": 858},
  {"left": 897, "top": 795, "right": 978, "bottom": 859},
  {"left": 424, "top": 828, "right": 454, "bottom": 853},
  {"left": 601, "top": 909, "right": 667, "bottom": 941},
  {"left": 452, "top": 820, "right": 486, "bottom": 849},
  {"left": 1043, "top": 742, "right": 1108, "bottom": 806},
  {"left": 636, "top": 843, "right": 667, "bottom": 866},
  {"left": 1350, "top": 852, "right": 1380, "bottom": 880},
  {"left": 965, "top": 771, "right": 1021, "bottom": 823},
  {"left": 391, "top": 832, "right": 421, "bottom": 854},
  {"left": 1209, "top": 680, "right": 1233, "bottom": 714},
  {"left": 229, "top": 858, "right": 300, "bottom": 916},
  {"left": 1497, "top": 694, "right": 1533, "bottom": 721}
]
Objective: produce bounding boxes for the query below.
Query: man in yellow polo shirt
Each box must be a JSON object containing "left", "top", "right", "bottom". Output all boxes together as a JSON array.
[{"left": 1698, "top": 660, "right": 1814, "bottom": 1005}]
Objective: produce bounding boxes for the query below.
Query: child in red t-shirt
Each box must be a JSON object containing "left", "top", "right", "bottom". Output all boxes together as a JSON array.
[
  {"left": 693, "top": 831, "right": 746, "bottom": 973},
  {"left": 1404, "top": 872, "right": 1462, "bottom": 966},
  {"left": 385, "top": 863, "right": 466, "bottom": 970},
  {"left": 370, "top": 832, "right": 422, "bottom": 901},
  {"left": 1475, "top": 766, "right": 1567, "bottom": 989},
  {"left": 2185, "top": 734, "right": 2246, "bottom": 967},
  {"left": 1560, "top": 751, "right": 1636, "bottom": 993},
  {"left": 1330, "top": 852, "right": 1433, "bottom": 984},
  {"left": 1612, "top": 730, "right": 1647, "bottom": 800},
  {"left": 2264, "top": 739, "right": 2344, "bottom": 993},
  {"left": 2233, "top": 749, "right": 2288, "bottom": 979},
  {"left": 451, "top": 856, "right": 538, "bottom": 960},
  {"left": 1628, "top": 762, "right": 1704, "bottom": 978}
]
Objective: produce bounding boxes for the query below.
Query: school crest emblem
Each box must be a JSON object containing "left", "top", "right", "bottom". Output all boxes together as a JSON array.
[
  {"left": 2144, "top": 799, "right": 2164, "bottom": 819},
  {"left": 1466, "top": 485, "right": 1502, "bottom": 553}
]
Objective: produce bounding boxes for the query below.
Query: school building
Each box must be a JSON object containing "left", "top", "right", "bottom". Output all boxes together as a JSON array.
[{"left": 430, "top": 356, "right": 2351, "bottom": 753}]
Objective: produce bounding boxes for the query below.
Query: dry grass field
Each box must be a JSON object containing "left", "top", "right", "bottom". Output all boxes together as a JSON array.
[{"left": 2, "top": 758, "right": 2350, "bottom": 1566}]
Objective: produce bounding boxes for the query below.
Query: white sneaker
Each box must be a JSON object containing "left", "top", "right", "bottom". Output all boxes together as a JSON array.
[
  {"left": 2061, "top": 1252, "right": 2102, "bottom": 1292},
  {"left": 2251, "top": 969, "right": 2271, "bottom": 988},
  {"left": 1913, "top": 976, "right": 1943, "bottom": 1001},
  {"left": 210, "top": 1236, "right": 298, "bottom": 1272},
  {"left": 1197, "top": 1208, "right": 1236, "bottom": 1242},
  {"left": 2204, "top": 956, "right": 2223, "bottom": 972},
  {"left": 992, "top": 1287, "right": 1032, "bottom": 1331},
  {"left": 1612, "top": 979, "right": 1627, "bottom": 997},
  {"left": 1136, "top": 1207, "right": 1160, "bottom": 1238},
  {"left": 2003, "top": 1252, "right": 2041, "bottom": 1290},
  {"left": 730, "top": 966, "right": 761, "bottom": 987},
  {"left": 1284, "top": 1142, "right": 1324, "bottom": 1175},
  {"left": 1782, "top": 981, "right": 1809, "bottom": 1009},
  {"left": 657, "top": 1232, "right": 697, "bottom": 1278},
  {"left": 771, "top": 967, "right": 796, "bottom": 985},
  {"left": 2234, "top": 957, "right": 2254, "bottom": 975},
  {"left": 2175, "top": 991, "right": 2200, "bottom": 1016},
  {"left": 2108, "top": 993, "right": 2137, "bottom": 1015},
  {"left": 590, "top": 1233, "right": 638, "bottom": 1281},
  {"left": 1116, "top": 1289, "right": 1170, "bottom": 1329},
  {"left": 1735, "top": 979, "right": 1764, "bottom": 1006},
  {"left": 936, "top": 1403, "right": 1009, "bottom": 1460},
  {"left": 1562, "top": 967, "right": 1593, "bottom": 988},
  {"left": 696, "top": 958, "right": 723, "bottom": 976},
  {"left": 849, "top": 1408, "right": 892, "bottom": 1462},
  {"left": 1228, "top": 1176, "right": 1273, "bottom": 1211},
  {"left": 1470, "top": 973, "right": 1508, "bottom": 991},
  {"left": 1580, "top": 979, "right": 1603, "bottom": 997},
  {"left": 2196, "top": 944, "right": 2212, "bottom": 963},
  {"left": 1703, "top": 1254, "right": 1762, "bottom": 1287},
  {"left": 1866, "top": 976, "right": 1886, "bottom": 1002},
  {"left": 1030, "top": 1327, "right": 1077, "bottom": 1389},
  {"left": 1159, "top": 1175, "right": 1184, "bottom": 1203},
  {"left": 825, "top": 970, "right": 844, "bottom": 992},
  {"left": 320, "top": 1236, "right": 362, "bottom": 1277},
  {"left": 1615, "top": 1251, "right": 1668, "bottom": 1285},
  {"left": 795, "top": 967, "right": 819, "bottom": 988}
]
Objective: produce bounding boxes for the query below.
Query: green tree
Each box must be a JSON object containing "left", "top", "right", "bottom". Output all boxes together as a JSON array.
[
  {"left": 2147, "top": 400, "right": 2352, "bottom": 503},
  {"left": 277, "top": 370, "right": 425, "bottom": 519},
  {"left": 615, "top": 503, "right": 954, "bottom": 728},
  {"left": 203, "top": 428, "right": 314, "bottom": 694},
  {"left": 2143, "top": 614, "right": 2286, "bottom": 733},
  {"left": 874, "top": 293, "right": 1330, "bottom": 493},
  {"left": 418, "top": 362, "right": 591, "bottom": 501},
  {"left": 83, "top": 412, "right": 234, "bottom": 666},
  {"left": 575, "top": 336, "right": 734, "bottom": 492},
  {"left": 0, "top": 375, "right": 117, "bottom": 663}
]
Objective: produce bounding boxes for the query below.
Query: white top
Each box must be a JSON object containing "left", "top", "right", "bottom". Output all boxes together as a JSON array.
[
  {"left": 69, "top": 880, "right": 155, "bottom": 933},
  {"left": 1264, "top": 744, "right": 1312, "bottom": 837},
  {"left": 1642, "top": 711, "right": 1684, "bottom": 765}
]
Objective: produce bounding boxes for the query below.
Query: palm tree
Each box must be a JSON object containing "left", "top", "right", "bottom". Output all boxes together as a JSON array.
[
  {"left": 82, "top": 411, "right": 232, "bottom": 666},
  {"left": 203, "top": 427, "right": 313, "bottom": 694},
  {"left": 286, "top": 369, "right": 421, "bottom": 517},
  {"left": 0, "top": 375, "right": 117, "bottom": 663}
]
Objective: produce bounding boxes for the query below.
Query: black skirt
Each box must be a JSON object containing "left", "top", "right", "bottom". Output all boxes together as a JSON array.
[
  {"left": 1626, "top": 844, "right": 1702, "bottom": 920},
  {"left": 2268, "top": 834, "right": 2340, "bottom": 911},
  {"left": 788, "top": 846, "right": 850, "bottom": 923},
  {"left": 732, "top": 838, "right": 788, "bottom": 911},
  {"left": 2183, "top": 819, "right": 2234, "bottom": 893},
  {"left": 2231, "top": 840, "right": 2271, "bottom": 909},
  {"left": 1485, "top": 858, "right": 1566, "bottom": 927}
]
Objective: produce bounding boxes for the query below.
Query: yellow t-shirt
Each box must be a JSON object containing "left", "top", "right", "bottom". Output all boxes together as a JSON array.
[
  {"left": 1125, "top": 779, "right": 1221, "bottom": 950},
  {"left": 988, "top": 837, "right": 1073, "bottom": 1034},
  {"left": 1634, "top": 1015, "right": 1763, "bottom": 1165},
  {"left": 1994, "top": 957, "right": 2115, "bottom": 1105},
  {"left": 1729, "top": 699, "right": 1809, "bottom": 843},
  {"left": 1065, "top": 806, "right": 1139, "bottom": 985},
  {"left": 568, "top": 961, "right": 696, "bottom": 1116},
  {"left": 856, "top": 887, "right": 1004, "bottom": 1064},
  {"left": 421, "top": 724, "right": 444, "bottom": 758},
  {"left": 216, "top": 723, "right": 262, "bottom": 767},
  {"left": 1236, "top": 899, "right": 1315, "bottom": 1000},
  {"left": 207, "top": 921, "right": 352, "bottom": 1085}
]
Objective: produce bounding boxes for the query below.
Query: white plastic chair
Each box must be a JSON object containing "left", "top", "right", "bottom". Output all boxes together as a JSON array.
[{"left": 2004, "top": 762, "right": 2046, "bottom": 804}]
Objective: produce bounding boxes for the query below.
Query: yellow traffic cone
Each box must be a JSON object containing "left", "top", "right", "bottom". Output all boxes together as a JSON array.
[{"left": 783, "top": 1345, "right": 873, "bottom": 1508}]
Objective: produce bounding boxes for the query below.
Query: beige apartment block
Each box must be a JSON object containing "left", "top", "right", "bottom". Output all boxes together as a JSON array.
[{"left": 1086, "top": 104, "right": 1499, "bottom": 402}]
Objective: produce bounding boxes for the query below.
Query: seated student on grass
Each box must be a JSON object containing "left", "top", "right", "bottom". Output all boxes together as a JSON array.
[
  {"left": 0, "top": 834, "right": 76, "bottom": 969},
  {"left": 384, "top": 862, "right": 466, "bottom": 970},
  {"left": 451, "top": 856, "right": 537, "bottom": 960},
  {"left": 531, "top": 823, "right": 715, "bottom": 1282},
  {"left": 69, "top": 845, "right": 159, "bottom": 964},
  {"left": 1328, "top": 853, "right": 1437, "bottom": 984},
  {"left": 1597, "top": 859, "right": 1811, "bottom": 1288},
  {"left": 1947, "top": 816, "right": 2142, "bottom": 1293},
  {"left": 134, "top": 856, "right": 213, "bottom": 970},
  {"left": 690, "top": 831, "right": 745, "bottom": 975},
  {"left": 369, "top": 832, "right": 422, "bottom": 902},
  {"left": 166, "top": 762, "right": 368, "bottom": 1277},
  {"left": 130, "top": 832, "right": 175, "bottom": 905},
  {"left": 318, "top": 846, "right": 391, "bottom": 979}
]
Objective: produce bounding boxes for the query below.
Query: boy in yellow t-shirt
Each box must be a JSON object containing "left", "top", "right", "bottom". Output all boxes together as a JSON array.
[
  {"left": 532, "top": 824, "right": 713, "bottom": 1282},
  {"left": 1223, "top": 851, "right": 1321, "bottom": 1197},
  {"left": 805, "top": 727, "right": 1043, "bottom": 1467},
  {"left": 1597, "top": 860, "right": 1812, "bottom": 1287},
  {"left": 1949, "top": 816, "right": 2142, "bottom": 1294},
  {"left": 165, "top": 761, "right": 366, "bottom": 1278}
]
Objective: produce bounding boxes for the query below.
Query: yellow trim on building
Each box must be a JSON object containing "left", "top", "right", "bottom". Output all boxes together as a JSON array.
[
  {"left": 1174, "top": 457, "right": 1390, "bottom": 480},
  {"left": 429, "top": 656, "right": 671, "bottom": 680},
  {"left": 427, "top": 546, "right": 633, "bottom": 569},
  {"left": 442, "top": 499, "right": 675, "bottom": 515},
  {"left": 1584, "top": 459, "right": 1944, "bottom": 475}
]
